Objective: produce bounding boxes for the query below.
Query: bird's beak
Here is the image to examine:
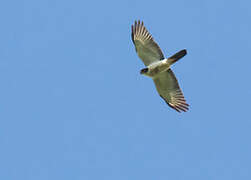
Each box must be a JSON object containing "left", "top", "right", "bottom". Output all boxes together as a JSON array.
[{"left": 140, "top": 68, "right": 148, "bottom": 74}]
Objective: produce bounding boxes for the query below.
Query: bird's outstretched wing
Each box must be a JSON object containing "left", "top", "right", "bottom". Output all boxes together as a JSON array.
[
  {"left": 131, "top": 20, "right": 165, "bottom": 66},
  {"left": 153, "top": 69, "right": 189, "bottom": 112}
]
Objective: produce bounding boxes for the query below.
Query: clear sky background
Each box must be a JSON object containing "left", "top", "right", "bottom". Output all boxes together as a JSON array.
[{"left": 1, "top": 0, "right": 251, "bottom": 179}]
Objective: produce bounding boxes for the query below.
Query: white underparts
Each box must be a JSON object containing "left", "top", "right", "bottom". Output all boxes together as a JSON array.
[{"left": 144, "top": 59, "right": 171, "bottom": 77}]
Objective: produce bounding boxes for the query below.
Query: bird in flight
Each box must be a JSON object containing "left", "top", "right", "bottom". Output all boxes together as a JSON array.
[{"left": 131, "top": 20, "right": 189, "bottom": 112}]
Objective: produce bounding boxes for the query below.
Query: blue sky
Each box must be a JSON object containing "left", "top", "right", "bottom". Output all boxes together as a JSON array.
[{"left": 1, "top": 0, "right": 251, "bottom": 179}]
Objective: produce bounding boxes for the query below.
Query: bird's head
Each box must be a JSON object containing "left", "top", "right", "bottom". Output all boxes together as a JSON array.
[{"left": 140, "top": 68, "right": 149, "bottom": 75}]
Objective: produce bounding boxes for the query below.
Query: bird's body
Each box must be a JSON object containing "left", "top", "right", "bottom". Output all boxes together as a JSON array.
[
  {"left": 131, "top": 20, "right": 189, "bottom": 112},
  {"left": 141, "top": 59, "right": 170, "bottom": 77}
]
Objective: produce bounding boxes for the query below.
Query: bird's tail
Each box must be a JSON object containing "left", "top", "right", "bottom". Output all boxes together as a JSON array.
[{"left": 168, "top": 49, "right": 187, "bottom": 65}]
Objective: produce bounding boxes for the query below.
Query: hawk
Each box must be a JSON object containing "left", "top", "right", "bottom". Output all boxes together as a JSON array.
[{"left": 131, "top": 20, "right": 189, "bottom": 112}]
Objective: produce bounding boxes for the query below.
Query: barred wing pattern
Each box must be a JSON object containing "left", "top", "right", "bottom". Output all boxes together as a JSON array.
[
  {"left": 153, "top": 69, "right": 189, "bottom": 112},
  {"left": 131, "top": 20, "right": 165, "bottom": 66}
]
